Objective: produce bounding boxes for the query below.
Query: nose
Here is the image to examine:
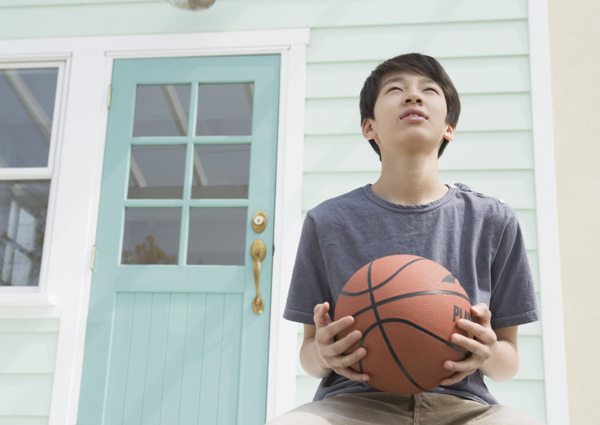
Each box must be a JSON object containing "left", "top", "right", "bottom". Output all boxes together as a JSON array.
[{"left": 403, "top": 88, "right": 423, "bottom": 105}]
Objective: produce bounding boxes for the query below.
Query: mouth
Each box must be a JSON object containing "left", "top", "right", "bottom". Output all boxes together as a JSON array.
[{"left": 401, "top": 109, "right": 427, "bottom": 120}]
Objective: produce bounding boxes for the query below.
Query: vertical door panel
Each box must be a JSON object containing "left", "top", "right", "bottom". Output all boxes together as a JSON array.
[{"left": 78, "top": 55, "right": 279, "bottom": 425}]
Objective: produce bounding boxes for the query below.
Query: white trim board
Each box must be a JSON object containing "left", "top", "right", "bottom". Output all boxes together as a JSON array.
[
  {"left": 527, "top": 0, "right": 570, "bottom": 424},
  {"left": 0, "top": 28, "right": 309, "bottom": 425}
]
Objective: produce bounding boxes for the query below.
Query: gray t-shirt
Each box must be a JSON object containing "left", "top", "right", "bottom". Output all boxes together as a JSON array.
[{"left": 284, "top": 183, "right": 540, "bottom": 405}]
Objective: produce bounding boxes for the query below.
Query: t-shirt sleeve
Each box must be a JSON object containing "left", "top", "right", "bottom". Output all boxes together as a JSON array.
[
  {"left": 283, "top": 213, "right": 334, "bottom": 325},
  {"left": 489, "top": 210, "right": 540, "bottom": 329}
]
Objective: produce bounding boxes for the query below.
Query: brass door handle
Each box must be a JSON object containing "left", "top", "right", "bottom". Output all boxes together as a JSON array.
[{"left": 250, "top": 240, "right": 266, "bottom": 314}]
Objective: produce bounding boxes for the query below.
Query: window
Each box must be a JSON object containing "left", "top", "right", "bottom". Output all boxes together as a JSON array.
[{"left": 0, "top": 64, "right": 63, "bottom": 288}]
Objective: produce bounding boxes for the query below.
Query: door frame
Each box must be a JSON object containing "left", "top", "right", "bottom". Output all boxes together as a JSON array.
[{"left": 0, "top": 29, "right": 308, "bottom": 425}]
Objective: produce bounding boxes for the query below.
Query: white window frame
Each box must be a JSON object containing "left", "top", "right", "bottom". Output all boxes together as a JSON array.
[
  {"left": 0, "top": 60, "right": 67, "bottom": 301},
  {"left": 0, "top": 29, "right": 308, "bottom": 425}
]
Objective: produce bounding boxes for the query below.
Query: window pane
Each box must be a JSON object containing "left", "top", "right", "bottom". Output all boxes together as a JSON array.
[
  {"left": 196, "top": 83, "right": 253, "bottom": 136},
  {"left": 192, "top": 144, "right": 250, "bottom": 199},
  {"left": 133, "top": 84, "right": 191, "bottom": 137},
  {"left": 0, "top": 181, "right": 50, "bottom": 286},
  {"left": 0, "top": 68, "right": 58, "bottom": 168},
  {"left": 122, "top": 208, "right": 181, "bottom": 265},
  {"left": 187, "top": 208, "right": 247, "bottom": 265},
  {"left": 128, "top": 145, "right": 186, "bottom": 199}
]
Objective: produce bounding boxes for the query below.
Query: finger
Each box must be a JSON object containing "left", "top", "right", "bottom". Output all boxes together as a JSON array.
[
  {"left": 443, "top": 356, "right": 479, "bottom": 374},
  {"left": 322, "top": 329, "right": 363, "bottom": 358},
  {"left": 334, "top": 366, "right": 370, "bottom": 383},
  {"left": 317, "top": 316, "right": 354, "bottom": 341},
  {"left": 328, "top": 344, "right": 367, "bottom": 369},
  {"left": 313, "top": 303, "right": 332, "bottom": 328},
  {"left": 455, "top": 320, "right": 495, "bottom": 344},
  {"left": 316, "top": 316, "right": 356, "bottom": 346},
  {"left": 440, "top": 370, "right": 470, "bottom": 386},
  {"left": 451, "top": 332, "right": 493, "bottom": 358}
]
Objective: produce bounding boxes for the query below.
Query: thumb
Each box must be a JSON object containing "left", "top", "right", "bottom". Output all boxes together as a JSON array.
[
  {"left": 313, "top": 302, "right": 332, "bottom": 328},
  {"left": 471, "top": 303, "right": 492, "bottom": 326}
]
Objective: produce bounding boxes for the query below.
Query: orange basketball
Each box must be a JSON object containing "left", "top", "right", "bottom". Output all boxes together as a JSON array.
[{"left": 333, "top": 254, "right": 473, "bottom": 394}]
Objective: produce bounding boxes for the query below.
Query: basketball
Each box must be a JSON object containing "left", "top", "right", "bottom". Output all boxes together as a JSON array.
[{"left": 333, "top": 254, "right": 473, "bottom": 394}]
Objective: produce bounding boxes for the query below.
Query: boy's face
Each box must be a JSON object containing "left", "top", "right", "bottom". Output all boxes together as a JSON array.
[{"left": 362, "top": 71, "right": 455, "bottom": 159}]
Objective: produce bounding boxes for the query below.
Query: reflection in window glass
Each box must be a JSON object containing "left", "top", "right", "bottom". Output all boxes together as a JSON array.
[
  {"left": 133, "top": 84, "right": 191, "bottom": 137},
  {"left": 192, "top": 144, "right": 250, "bottom": 199},
  {"left": 128, "top": 145, "right": 186, "bottom": 199},
  {"left": 187, "top": 208, "right": 247, "bottom": 265},
  {"left": 0, "top": 68, "right": 58, "bottom": 168},
  {"left": 196, "top": 83, "right": 253, "bottom": 136},
  {"left": 122, "top": 208, "right": 181, "bottom": 265},
  {"left": 0, "top": 181, "right": 50, "bottom": 286}
]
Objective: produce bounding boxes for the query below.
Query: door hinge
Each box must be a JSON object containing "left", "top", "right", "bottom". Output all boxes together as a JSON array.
[
  {"left": 90, "top": 244, "right": 96, "bottom": 271},
  {"left": 107, "top": 85, "right": 112, "bottom": 108}
]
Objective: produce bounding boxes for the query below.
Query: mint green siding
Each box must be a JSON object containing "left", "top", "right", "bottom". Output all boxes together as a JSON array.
[
  {"left": 300, "top": 3, "right": 544, "bottom": 423},
  {"left": 0, "top": 0, "right": 546, "bottom": 423},
  {"left": 0, "top": 319, "right": 59, "bottom": 425}
]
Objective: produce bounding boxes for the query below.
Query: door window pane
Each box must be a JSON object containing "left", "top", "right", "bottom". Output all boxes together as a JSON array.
[
  {"left": 196, "top": 83, "right": 253, "bottom": 136},
  {"left": 128, "top": 145, "right": 186, "bottom": 199},
  {"left": 0, "top": 181, "right": 50, "bottom": 286},
  {"left": 187, "top": 208, "right": 247, "bottom": 265},
  {"left": 122, "top": 208, "right": 181, "bottom": 265},
  {"left": 133, "top": 84, "right": 191, "bottom": 137},
  {"left": 192, "top": 145, "right": 250, "bottom": 199},
  {"left": 0, "top": 68, "right": 58, "bottom": 168}
]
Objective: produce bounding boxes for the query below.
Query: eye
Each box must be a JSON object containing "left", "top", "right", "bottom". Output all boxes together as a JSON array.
[{"left": 424, "top": 87, "right": 439, "bottom": 94}]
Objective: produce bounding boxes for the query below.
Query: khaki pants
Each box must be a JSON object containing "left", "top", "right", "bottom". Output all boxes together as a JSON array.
[{"left": 267, "top": 392, "right": 545, "bottom": 425}]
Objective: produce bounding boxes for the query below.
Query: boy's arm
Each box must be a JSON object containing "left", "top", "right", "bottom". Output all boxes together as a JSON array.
[
  {"left": 440, "top": 303, "right": 520, "bottom": 385},
  {"left": 300, "top": 302, "right": 370, "bottom": 382}
]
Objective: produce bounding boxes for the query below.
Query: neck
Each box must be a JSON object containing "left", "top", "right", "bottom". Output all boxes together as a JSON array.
[{"left": 371, "top": 153, "right": 447, "bottom": 205}]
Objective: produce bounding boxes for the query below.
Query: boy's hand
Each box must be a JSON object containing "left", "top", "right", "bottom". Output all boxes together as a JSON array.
[
  {"left": 310, "top": 302, "right": 370, "bottom": 382},
  {"left": 440, "top": 303, "right": 497, "bottom": 386}
]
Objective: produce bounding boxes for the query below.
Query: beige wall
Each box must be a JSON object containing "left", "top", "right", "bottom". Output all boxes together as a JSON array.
[{"left": 547, "top": 1, "right": 600, "bottom": 424}]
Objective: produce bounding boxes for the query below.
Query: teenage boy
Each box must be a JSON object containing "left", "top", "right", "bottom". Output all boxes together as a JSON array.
[{"left": 268, "top": 53, "right": 542, "bottom": 424}]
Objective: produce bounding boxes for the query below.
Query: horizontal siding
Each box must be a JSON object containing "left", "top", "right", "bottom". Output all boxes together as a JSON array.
[
  {"left": 0, "top": 319, "right": 58, "bottom": 425},
  {"left": 305, "top": 93, "right": 532, "bottom": 135},
  {"left": 301, "top": 171, "right": 537, "bottom": 211},
  {"left": 308, "top": 21, "right": 529, "bottom": 63},
  {"left": 0, "top": 418, "right": 48, "bottom": 425},
  {"left": 307, "top": 56, "right": 531, "bottom": 99},
  {"left": 0, "top": 374, "right": 54, "bottom": 416},
  {"left": 304, "top": 132, "right": 534, "bottom": 172},
  {"left": 0, "top": 0, "right": 528, "bottom": 39},
  {"left": 516, "top": 335, "right": 545, "bottom": 380},
  {"left": 0, "top": 333, "right": 58, "bottom": 373}
]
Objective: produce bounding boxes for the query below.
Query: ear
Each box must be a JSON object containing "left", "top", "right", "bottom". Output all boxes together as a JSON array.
[
  {"left": 443, "top": 122, "right": 456, "bottom": 142},
  {"left": 362, "top": 118, "right": 377, "bottom": 141}
]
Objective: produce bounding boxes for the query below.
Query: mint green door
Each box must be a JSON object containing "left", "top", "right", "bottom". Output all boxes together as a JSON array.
[{"left": 78, "top": 55, "right": 280, "bottom": 425}]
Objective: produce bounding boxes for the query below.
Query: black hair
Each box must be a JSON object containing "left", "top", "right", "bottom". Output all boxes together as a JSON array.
[{"left": 359, "top": 53, "right": 461, "bottom": 160}]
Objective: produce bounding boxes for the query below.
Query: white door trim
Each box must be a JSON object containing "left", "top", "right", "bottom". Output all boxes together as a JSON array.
[
  {"left": 527, "top": 1, "right": 570, "bottom": 423},
  {"left": 0, "top": 28, "right": 309, "bottom": 425}
]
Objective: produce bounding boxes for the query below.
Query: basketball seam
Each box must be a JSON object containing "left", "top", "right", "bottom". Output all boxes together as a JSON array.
[
  {"left": 360, "top": 261, "right": 428, "bottom": 393},
  {"left": 349, "top": 290, "right": 471, "bottom": 319},
  {"left": 361, "top": 318, "right": 469, "bottom": 357},
  {"left": 341, "top": 257, "right": 424, "bottom": 296}
]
